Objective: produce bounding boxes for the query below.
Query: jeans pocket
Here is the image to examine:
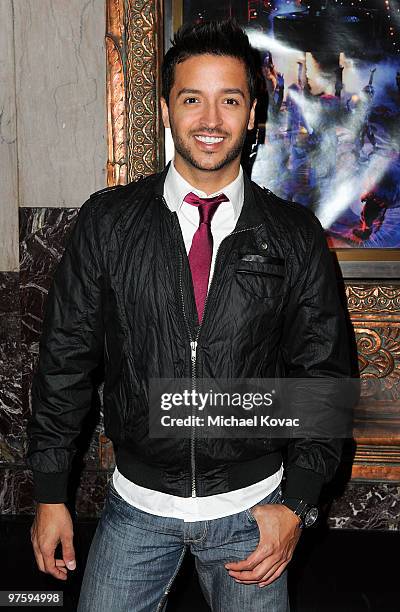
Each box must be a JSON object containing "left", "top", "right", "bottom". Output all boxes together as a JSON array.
[
  {"left": 244, "top": 484, "right": 282, "bottom": 523},
  {"left": 108, "top": 480, "right": 121, "bottom": 500},
  {"left": 106, "top": 481, "right": 148, "bottom": 527}
]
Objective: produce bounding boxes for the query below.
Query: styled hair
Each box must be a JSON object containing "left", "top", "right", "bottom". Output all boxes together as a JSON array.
[{"left": 162, "top": 19, "right": 257, "bottom": 106}]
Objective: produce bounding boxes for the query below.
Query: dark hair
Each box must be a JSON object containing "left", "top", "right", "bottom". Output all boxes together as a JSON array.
[{"left": 162, "top": 19, "right": 257, "bottom": 106}]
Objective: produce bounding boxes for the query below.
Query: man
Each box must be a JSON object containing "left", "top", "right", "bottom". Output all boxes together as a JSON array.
[{"left": 27, "top": 20, "right": 351, "bottom": 612}]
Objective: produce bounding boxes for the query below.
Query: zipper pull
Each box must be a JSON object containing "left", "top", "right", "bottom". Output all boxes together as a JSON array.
[{"left": 190, "top": 341, "right": 197, "bottom": 363}]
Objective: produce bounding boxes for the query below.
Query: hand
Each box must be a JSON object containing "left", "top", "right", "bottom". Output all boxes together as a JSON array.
[
  {"left": 31, "top": 503, "right": 76, "bottom": 581},
  {"left": 225, "top": 503, "right": 301, "bottom": 587}
]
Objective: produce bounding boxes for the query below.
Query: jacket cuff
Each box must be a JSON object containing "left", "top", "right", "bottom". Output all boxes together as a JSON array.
[
  {"left": 282, "top": 465, "right": 325, "bottom": 505},
  {"left": 32, "top": 471, "right": 70, "bottom": 503}
]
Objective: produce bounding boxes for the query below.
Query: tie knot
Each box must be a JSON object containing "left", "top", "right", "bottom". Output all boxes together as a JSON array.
[{"left": 184, "top": 192, "right": 229, "bottom": 225}]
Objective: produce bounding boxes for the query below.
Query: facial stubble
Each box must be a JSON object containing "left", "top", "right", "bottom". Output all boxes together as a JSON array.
[{"left": 169, "top": 121, "right": 249, "bottom": 172}]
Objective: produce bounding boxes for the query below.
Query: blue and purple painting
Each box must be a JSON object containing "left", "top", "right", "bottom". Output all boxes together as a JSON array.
[{"left": 182, "top": 0, "right": 400, "bottom": 248}]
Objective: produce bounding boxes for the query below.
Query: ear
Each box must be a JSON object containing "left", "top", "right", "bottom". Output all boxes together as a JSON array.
[
  {"left": 160, "top": 97, "right": 170, "bottom": 129},
  {"left": 247, "top": 98, "right": 257, "bottom": 130}
]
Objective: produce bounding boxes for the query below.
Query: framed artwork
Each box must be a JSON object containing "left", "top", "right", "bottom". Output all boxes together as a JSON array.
[{"left": 164, "top": 0, "right": 400, "bottom": 277}]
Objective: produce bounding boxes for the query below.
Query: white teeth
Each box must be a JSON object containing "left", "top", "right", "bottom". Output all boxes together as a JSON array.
[{"left": 196, "top": 136, "right": 223, "bottom": 144}]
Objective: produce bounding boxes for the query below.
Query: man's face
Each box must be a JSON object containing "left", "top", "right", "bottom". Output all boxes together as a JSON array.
[{"left": 161, "top": 54, "right": 256, "bottom": 173}]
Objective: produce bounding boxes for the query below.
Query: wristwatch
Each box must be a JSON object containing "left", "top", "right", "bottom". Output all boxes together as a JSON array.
[{"left": 281, "top": 497, "right": 319, "bottom": 528}]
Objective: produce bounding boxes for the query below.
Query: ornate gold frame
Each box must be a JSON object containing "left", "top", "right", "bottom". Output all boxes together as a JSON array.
[
  {"left": 105, "top": 0, "right": 400, "bottom": 483},
  {"left": 106, "top": 0, "right": 164, "bottom": 185},
  {"left": 347, "top": 284, "right": 400, "bottom": 480},
  {"left": 106, "top": 0, "right": 126, "bottom": 185}
]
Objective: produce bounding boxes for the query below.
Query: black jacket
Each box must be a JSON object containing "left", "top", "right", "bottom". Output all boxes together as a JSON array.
[{"left": 26, "top": 164, "right": 352, "bottom": 505}]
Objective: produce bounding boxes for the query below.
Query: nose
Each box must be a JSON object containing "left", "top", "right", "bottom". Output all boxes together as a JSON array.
[{"left": 199, "top": 100, "right": 223, "bottom": 131}]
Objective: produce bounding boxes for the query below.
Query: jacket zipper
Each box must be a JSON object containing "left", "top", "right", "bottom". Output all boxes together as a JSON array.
[
  {"left": 104, "top": 333, "right": 109, "bottom": 362},
  {"left": 175, "top": 209, "right": 263, "bottom": 497},
  {"left": 177, "top": 251, "right": 198, "bottom": 497}
]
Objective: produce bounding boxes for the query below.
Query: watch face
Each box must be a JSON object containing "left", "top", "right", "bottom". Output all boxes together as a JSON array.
[{"left": 304, "top": 506, "right": 318, "bottom": 527}]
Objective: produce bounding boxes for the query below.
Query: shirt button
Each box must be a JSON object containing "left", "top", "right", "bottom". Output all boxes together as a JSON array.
[{"left": 260, "top": 242, "right": 268, "bottom": 250}]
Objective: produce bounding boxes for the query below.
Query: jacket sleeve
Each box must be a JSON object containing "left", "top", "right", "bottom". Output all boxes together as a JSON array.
[
  {"left": 280, "top": 213, "right": 354, "bottom": 505},
  {"left": 26, "top": 198, "right": 104, "bottom": 503}
]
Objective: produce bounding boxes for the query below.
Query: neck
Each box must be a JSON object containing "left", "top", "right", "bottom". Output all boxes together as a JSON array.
[{"left": 173, "top": 157, "right": 241, "bottom": 195}]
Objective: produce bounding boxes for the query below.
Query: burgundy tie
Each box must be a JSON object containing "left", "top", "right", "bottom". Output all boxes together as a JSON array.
[{"left": 184, "top": 191, "right": 229, "bottom": 323}]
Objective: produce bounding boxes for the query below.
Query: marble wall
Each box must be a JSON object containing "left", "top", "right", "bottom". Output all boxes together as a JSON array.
[
  {"left": 0, "top": 0, "right": 18, "bottom": 272},
  {"left": 328, "top": 482, "right": 400, "bottom": 531},
  {"left": 0, "top": 207, "right": 113, "bottom": 516},
  {"left": 0, "top": 0, "right": 107, "bottom": 272},
  {"left": 0, "top": 1, "right": 109, "bottom": 515},
  {"left": 14, "top": 0, "right": 107, "bottom": 210}
]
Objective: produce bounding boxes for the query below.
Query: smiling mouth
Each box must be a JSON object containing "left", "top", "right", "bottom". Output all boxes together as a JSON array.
[{"left": 194, "top": 135, "right": 224, "bottom": 144}]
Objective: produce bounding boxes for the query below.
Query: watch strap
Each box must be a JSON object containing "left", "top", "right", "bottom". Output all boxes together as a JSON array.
[{"left": 281, "top": 497, "right": 318, "bottom": 528}]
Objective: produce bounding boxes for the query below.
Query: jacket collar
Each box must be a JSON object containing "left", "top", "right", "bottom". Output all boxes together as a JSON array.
[
  {"left": 153, "top": 161, "right": 171, "bottom": 197},
  {"left": 153, "top": 161, "right": 266, "bottom": 231},
  {"left": 235, "top": 169, "right": 265, "bottom": 231}
]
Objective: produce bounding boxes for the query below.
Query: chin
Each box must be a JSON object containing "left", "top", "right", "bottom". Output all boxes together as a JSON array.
[
  {"left": 196, "top": 160, "right": 223, "bottom": 171},
  {"left": 190, "top": 154, "right": 229, "bottom": 172}
]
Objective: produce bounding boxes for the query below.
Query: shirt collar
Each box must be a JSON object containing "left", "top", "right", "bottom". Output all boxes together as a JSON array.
[{"left": 163, "top": 160, "right": 244, "bottom": 221}]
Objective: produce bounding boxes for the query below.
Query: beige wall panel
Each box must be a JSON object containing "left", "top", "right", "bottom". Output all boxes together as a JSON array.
[
  {"left": 14, "top": 0, "right": 107, "bottom": 208},
  {"left": 0, "top": 0, "right": 19, "bottom": 271}
]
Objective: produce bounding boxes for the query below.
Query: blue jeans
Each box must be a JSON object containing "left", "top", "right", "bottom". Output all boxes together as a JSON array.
[{"left": 77, "top": 482, "right": 290, "bottom": 612}]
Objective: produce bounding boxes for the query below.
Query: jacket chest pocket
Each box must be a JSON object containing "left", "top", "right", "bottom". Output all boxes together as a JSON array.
[{"left": 235, "top": 255, "right": 285, "bottom": 301}]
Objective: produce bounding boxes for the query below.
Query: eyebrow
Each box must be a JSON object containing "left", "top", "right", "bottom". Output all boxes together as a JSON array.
[{"left": 177, "top": 88, "right": 246, "bottom": 99}]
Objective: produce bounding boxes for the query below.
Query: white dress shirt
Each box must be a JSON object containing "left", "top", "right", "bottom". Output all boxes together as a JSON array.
[
  {"left": 112, "top": 161, "right": 283, "bottom": 521},
  {"left": 164, "top": 161, "right": 243, "bottom": 286}
]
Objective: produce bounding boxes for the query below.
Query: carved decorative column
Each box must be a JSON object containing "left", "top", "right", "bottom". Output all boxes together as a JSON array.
[
  {"left": 348, "top": 284, "right": 400, "bottom": 480},
  {"left": 106, "top": 0, "right": 164, "bottom": 185},
  {"left": 106, "top": 0, "right": 128, "bottom": 185},
  {"left": 125, "top": 0, "right": 164, "bottom": 180}
]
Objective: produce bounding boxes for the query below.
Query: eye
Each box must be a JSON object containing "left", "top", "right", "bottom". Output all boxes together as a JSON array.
[
  {"left": 184, "top": 97, "right": 199, "bottom": 104},
  {"left": 224, "top": 98, "right": 240, "bottom": 105}
]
